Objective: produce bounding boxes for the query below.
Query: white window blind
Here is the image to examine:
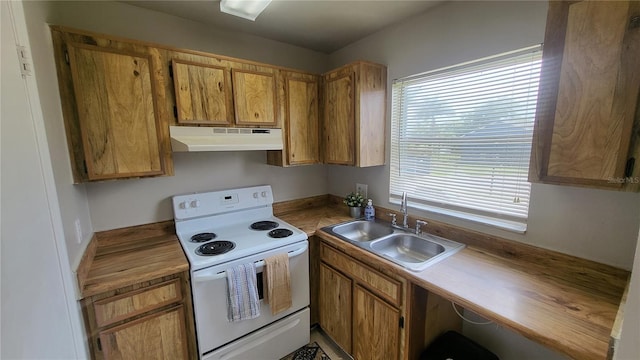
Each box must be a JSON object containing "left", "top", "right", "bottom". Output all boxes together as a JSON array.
[{"left": 390, "top": 46, "right": 542, "bottom": 231}]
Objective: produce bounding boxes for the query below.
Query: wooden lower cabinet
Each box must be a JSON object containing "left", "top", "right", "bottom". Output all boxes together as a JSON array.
[
  {"left": 318, "top": 240, "right": 463, "bottom": 360},
  {"left": 353, "top": 285, "right": 400, "bottom": 360},
  {"left": 99, "top": 306, "right": 187, "bottom": 360},
  {"left": 81, "top": 273, "right": 196, "bottom": 360},
  {"left": 319, "top": 242, "right": 404, "bottom": 359},
  {"left": 319, "top": 263, "right": 353, "bottom": 353}
]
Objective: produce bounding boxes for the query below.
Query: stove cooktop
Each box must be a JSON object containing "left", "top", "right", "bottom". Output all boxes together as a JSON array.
[
  {"left": 173, "top": 186, "right": 308, "bottom": 271},
  {"left": 177, "top": 215, "right": 307, "bottom": 270}
]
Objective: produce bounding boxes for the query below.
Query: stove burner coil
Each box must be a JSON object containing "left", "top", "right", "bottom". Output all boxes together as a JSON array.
[
  {"left": 191, "top": 232, "right": 217, "bottom": 242},
  {"left": 250, "top": 221, "right": 279, "bottom": 231},
  {"left": 196, "top": 241, "right": 236, "bottom": 256},
  {"left": 268, "top": 228, "right": 294, "bottom": 238}
]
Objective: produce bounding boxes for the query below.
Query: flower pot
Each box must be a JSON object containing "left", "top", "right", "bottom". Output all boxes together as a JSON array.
[{"left": 349, "top": 206, "right": 362, "bottom": 218}]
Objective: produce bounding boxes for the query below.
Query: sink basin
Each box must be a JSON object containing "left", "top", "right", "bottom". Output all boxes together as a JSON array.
[
  {"left": 330, "top": 220, "right": 394, "bottom": 242},
  {"left": 322, "top": 220, "right": 465, "bottom": 271},
  {"left": 370, "top": 234, "right": 445, "bottom": 263}
]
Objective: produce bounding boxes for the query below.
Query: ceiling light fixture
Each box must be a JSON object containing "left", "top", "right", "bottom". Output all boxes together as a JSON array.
[{"left": 219, "top": 0, "right": 272, "bottom": 21}]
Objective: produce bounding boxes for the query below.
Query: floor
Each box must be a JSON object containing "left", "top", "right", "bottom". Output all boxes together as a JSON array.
[{"left": 310, "top": 327, "right": 352, "bottom": 360}]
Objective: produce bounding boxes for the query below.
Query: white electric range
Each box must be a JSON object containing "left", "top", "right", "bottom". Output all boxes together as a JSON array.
[{"left": 173, "top": 185, "right": 310, "bottom": 360}]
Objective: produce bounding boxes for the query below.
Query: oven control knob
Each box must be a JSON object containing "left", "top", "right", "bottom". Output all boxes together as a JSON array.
[
  {"left": 179, "top": 201, "right": 188, "bottom": 209},
  {"left": 261, "top": 191, "right": 267, "bottom": 198},
  {"left": 253, "top": 192, "right": 259, "bottom": 199},
  {"left": 190, "top": 200, "right": 200, "bottom": 208}
]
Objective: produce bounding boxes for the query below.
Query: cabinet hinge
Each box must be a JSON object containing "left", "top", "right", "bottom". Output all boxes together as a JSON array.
[
  {"left": 64, "top": 50, "right": 70, "bottom": 65},
  {"left": 399, "top": 316, "right": 404, "bottom": 329},
  {"left": 96, "top": 338, "right": 102, "bottom": 351},
  {"left": 169, "top": 64, "right": 173, "bottom": 78},
  {"left": 173, "top": 105, "right": 178, "bottom": 118},
  {"left": 625, "top": 157, "right": 635, "bottom": 177}
]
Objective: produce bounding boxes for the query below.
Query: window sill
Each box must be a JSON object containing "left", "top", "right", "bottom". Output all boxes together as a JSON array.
[{"left": 389, "top": 198, "right": 527, "bottom": 234}]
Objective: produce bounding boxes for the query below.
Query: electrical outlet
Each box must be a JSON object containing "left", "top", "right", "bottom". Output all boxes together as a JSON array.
[
  {"left": 356, "top": 183, "right": 368, "bottom": 199},
  {"left": 74, "top": 219, "right": 83, "bottom": 244}
]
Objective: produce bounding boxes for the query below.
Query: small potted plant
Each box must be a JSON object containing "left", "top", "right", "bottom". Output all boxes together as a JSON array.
[{"left": 344, "top": 192, "right": 365, "bottom": 218}]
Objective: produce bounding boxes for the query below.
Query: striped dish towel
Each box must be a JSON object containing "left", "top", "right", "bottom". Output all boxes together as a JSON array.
[{"left": 226, "top": 263, "right": 261, "bottom": 322}]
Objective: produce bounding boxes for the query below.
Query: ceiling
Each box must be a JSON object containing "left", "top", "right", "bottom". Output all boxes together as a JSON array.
[{"left": 122, "top": 0, "right": 442, "bottom": 53}]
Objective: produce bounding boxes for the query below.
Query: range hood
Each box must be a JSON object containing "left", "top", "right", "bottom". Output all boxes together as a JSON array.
[{"left": 170, "top": 126, "right": 283, "bottom": 152}]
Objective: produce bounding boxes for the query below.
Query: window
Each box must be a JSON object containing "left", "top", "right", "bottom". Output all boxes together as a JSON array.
[{"left": 390, "top": 46, "right": 542, "bottom": 232}]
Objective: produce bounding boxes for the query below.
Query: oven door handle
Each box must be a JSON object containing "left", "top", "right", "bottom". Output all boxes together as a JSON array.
[{"left": 193, "top": 243, "right": 308, "bottom": 282}]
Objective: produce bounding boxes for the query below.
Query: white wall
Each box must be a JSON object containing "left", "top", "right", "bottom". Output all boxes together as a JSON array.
[
  {"left": 22, "top": 1, "right": 330, "bottom": 264},
  {"left": 1, "top": 1, "right": 85, "bottom": 357},
  {"left": 86, "top": 152, "right": 327, "bottom": 230},
  {"left": 326, "top": 0, "right": 640, "bottom": 270}
]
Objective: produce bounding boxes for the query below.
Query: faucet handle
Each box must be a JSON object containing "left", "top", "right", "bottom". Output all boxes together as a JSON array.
[
  {"left": 388, "top": 213, "right": 397, "bottom": 226},
  {"left": 415, "top": 219, "right": 427, "bottom": 235}
]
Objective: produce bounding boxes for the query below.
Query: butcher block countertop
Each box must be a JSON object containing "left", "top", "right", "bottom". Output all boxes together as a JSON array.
[
  {"left": 77, "top": 221, "right": 189, "bottom": 298},
  {"left": 277, "top": 196, "right": 629, "bottom": 360},
  {"left": 77, "top": 194, "right": 629, "bottom": 360}
]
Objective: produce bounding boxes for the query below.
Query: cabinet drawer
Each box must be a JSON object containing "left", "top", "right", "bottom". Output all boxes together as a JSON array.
[
  {"left": 99, "top": 305, "right": 188, "bottom": 360},
  {"left": 94, "top": 279, "right": 182, "bottom": 327},
  {"left": 321, "top": 243, "right": 401, "bottom": 306}
]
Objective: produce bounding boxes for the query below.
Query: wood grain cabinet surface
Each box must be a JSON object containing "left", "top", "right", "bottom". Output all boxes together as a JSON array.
[
  {"left": 530, "top": 0, "right": 640, "bottom": 190},
  {"left": 81, "top": 274, "right": 196, "bottom": 360},
  {"left": 170, "top": 54, "right": 279, "bottom": 127},
  {"left": 51, "top": 27, "right": 173, "bottom": 183},
  {"left": 51, "top": 26, "right": 388, "bottom": 177},
  {"left": 322, "top": 61, "right": 387, "bottom": 167},
  {"left": 319, "top": 263, "right": 353, "bottom": 353},
  {"left": 268, "top": 71, "right": 320, "bottom": 166},
  {"left": 171, "top": 59, "right": 234, "bottom": 126},
  {"left": 319, "top": 242, "right": 403, "bottom": 359},
  {"left": 353, "top": 284, "right": 400, "bottom": 360},
  {"left": 65, "top": 43, "right": 165, "bottom": 181},
  {"left": 232, "top": 68, "right": 278, "bottom": 126}
]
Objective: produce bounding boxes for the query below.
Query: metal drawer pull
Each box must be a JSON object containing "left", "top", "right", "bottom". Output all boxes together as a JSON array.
[{"left": 193, "top": 243, "right": 308, "bottom": 282}]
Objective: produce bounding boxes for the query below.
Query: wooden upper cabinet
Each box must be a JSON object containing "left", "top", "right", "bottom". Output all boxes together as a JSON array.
[
  {"left": 266, "top": 70, "right": 320, "bottom": 167},
  {"left": 67, "top": 43, "right": 165, "bottom": 181},
  {"left": 171, "top": 59, "right": 234, "bottom": 125},
  {"left": 324, "top": 72, "right": 356, "bottom": 165},
  {"left": 323, "top": 61, "right": 387, "bottom": 167},
  {"left": 530, "top": 0, "right": 640, "bottom": 190},
  {"left": 232, "top": 69, "right": 277, "bottom": 126},
  {"left": 286, "top": 74, "right": 320, "bottom": 165}
]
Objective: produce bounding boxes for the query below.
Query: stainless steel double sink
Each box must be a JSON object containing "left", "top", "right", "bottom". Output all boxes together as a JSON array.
[{"left": 322, "top": 219, "right": 465, "bottom": 272}]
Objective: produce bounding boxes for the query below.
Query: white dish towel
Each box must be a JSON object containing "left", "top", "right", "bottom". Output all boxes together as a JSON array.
[{"left": 226, "top": 263, "right": 261, "bottom": 322}]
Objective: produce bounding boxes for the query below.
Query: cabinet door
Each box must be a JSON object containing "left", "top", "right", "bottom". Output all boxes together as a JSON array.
[
  {"left": 67, "top": 43, "right": 164, "bottom": 180},
  {"left": 99, "top": 305, "right": 188, "bottom": 360},
  {"left": 532, "top": 1, "right": 640, "bottom": 187},
  {"left": 172, "top": 59, "right": 234, "bottom": 125},
  {"left": 285, "top": 76, "right": 320, "bottom": 165},
  {"left": 323, "top": 72, "right": 355, "bottom": 165},
  {"left": 356, "top": 62, "right": 387, "bottom": 167},
  {"left": 319, "top": 263, "right": 352, "bottom": 353},
  {"left": 352, "top": 285, "right": 400, "bottom": 360},
  {"left": 232, "top": 69, "right": 277, "bottom": 126}
]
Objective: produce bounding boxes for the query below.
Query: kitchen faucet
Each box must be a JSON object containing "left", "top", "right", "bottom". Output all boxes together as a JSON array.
[
  {"left": 392, "top": 192, "right": 427, "bottom": 234},
  {"left": 400, "top": 192, "right": 409, "bottom": 228}
]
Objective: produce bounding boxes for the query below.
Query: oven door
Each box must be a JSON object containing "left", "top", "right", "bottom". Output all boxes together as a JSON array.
[{"left": 191, "top": 240, "right": 310, "bottom": 356}]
